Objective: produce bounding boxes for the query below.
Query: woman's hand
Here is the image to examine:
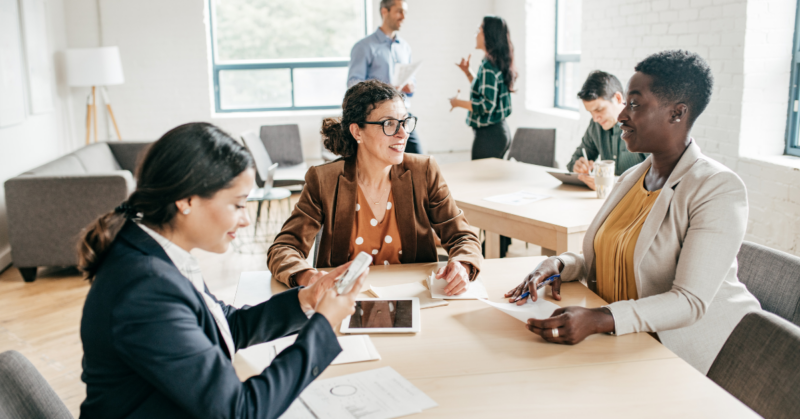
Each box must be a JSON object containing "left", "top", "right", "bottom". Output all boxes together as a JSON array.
[
  {"left": 315, "top": 269, "right": 368, "bottom": 327},
  {"left": 435, "top": 261, "right": 471, "bottom": 296},
  {"left": 504, "top": 257, "right": 564, "bottom": 304},
  {"left": 297, "top": 263, "right": 351, "bottom": 312},
  {"left": 526, "top": 307, "right": 615, "bottom": 345},
  {"left": 455, "top": 54, "right": 473, "bottom": 82}
]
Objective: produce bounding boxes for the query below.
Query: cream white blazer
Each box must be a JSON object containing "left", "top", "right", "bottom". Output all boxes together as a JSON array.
[{"left": 559, "top": 141, "right": 760, "bottom": 374}]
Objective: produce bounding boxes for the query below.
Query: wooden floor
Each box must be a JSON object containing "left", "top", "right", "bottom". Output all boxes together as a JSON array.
[{"left": 0, "top": 198, "right": 542, "bottom": 417}]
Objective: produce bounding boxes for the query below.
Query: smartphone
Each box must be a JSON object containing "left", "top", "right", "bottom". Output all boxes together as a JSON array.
[{"left": 335, "top": 251, "right": 372, "bottom": 294}]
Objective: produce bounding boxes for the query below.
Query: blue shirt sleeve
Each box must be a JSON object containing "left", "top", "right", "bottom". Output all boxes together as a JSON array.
[{"left": 347, "top": 41, "right": 369, "bottom": 88}]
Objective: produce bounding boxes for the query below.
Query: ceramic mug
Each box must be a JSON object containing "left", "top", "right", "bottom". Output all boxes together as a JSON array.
[{"left": 594, "top": 160, "right": 616, "bottom": 199}]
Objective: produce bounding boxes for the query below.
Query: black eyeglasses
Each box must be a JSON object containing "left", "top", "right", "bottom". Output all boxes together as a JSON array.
[{"left": 360, "top": 116, "right": 417, "bottom": 136}]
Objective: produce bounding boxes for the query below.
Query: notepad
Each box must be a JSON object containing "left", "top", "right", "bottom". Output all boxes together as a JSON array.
[
  {"left": 235, "top": 335, "right": 380, "bottom": 375},
  {"left": 427, "top": 272, "right": 489, "bottom": 299},
  {"left": 478, "top": 298, "right": 561, "bottom": 323},
  {"left": 368, "top": 280, "right": 449, "bottom": 309},
  {"left": 483, "top": 191, "right": 550, "bottom": 206}
]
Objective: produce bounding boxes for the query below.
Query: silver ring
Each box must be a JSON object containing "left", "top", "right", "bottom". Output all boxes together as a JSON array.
[{"left": 551, "top": 328, "right": 559, "bottom": 338}]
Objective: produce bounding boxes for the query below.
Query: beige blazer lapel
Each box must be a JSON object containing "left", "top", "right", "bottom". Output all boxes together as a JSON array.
[{"left": 632, "top": 141, "right": 703, "bottom": 291}]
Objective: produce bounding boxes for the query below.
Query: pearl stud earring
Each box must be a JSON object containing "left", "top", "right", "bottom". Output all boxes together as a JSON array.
[
  {"left": 183, "top": 208, "right": 191, "bottom": 215},
  {"left": 676, "top": 119, "right": 681, "bottom": 122}
]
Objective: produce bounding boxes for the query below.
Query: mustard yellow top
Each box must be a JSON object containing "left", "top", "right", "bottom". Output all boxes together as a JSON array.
[
  {"left": 593, "top": 170, "right": 661, "bottom": 303},
  {"left": 349, "top": 187, "right": 402, "bottom": 266}
]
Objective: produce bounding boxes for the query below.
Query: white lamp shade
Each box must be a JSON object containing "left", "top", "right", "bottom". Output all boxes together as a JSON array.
[{"left": 65, "top": 47, "right": 125, "bottom": 87}]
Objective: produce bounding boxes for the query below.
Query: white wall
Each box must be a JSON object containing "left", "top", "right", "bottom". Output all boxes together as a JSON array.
[
  {"left": 0, "top": 0, "right": 75, "bottom": 271},
  {"left": 64, "top": 0, "right": 496, "bottom": 164}
]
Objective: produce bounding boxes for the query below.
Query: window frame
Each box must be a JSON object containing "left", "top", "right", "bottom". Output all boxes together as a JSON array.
[
  {"left": 554, "top": 0, "right": 580, "bottom": 111},
  {"left": 785, "top": 1, "right": 800, "bottom": 156},
  {"left": 207, "top": 0, "right": 369, "bottom": 113}
]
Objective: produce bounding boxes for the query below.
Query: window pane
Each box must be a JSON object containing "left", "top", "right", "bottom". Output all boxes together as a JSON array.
[
  {"left": 219, "top": 69, "right": 292, "bottom": 110},
  {"left": 558, "top": 61, "right": 581, "bottom": 110},
  {"left": 293, "top": 67, "right": 348, "bottom": 107},
  {"left": 557, "top": 0, "right": 582, "bottom": 55},
  {"left": 214, "top": 0, "right": 366, "bottom": 61}
]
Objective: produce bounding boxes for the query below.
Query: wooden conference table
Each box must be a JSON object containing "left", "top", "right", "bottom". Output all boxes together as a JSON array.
[
  {"left": 234, "top": 257, "right": 756, "bottom": 418},
  {"left": 440, "top": 158, "right": 606, "bottom": 258}
]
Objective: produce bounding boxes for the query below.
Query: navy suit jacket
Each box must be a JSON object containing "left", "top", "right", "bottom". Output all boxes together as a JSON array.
[{"left": 80, "top": 221, "right": 341, "bottom": 418}]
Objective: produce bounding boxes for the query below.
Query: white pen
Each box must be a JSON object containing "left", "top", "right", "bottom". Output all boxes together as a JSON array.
[{"left": 581, "top": 147, "right": 589, "bottom": 162}]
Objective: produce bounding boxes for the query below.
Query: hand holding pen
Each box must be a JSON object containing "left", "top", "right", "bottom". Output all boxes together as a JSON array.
[{"left": 504, "top": 257, "right": 564, "bottom": 304}]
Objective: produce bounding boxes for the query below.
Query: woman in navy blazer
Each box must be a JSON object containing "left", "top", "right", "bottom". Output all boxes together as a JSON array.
[{"left": 78, "top": 122, "right": 366, "bottom": 419}]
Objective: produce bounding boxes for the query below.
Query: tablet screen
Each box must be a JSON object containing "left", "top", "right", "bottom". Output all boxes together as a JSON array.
[{"left": 348, "top": 300, "right": 413, "bottom": 328}]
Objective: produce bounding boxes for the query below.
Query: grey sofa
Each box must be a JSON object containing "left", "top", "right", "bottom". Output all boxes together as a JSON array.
[
  {"left": 4, "top": 141, "right": 151, "bottom": 282},
  {"left": 0, "top": 350, "right": 73, "bottom": 418}
]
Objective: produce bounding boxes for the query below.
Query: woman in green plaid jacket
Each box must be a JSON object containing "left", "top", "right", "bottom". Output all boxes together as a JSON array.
[{"left": 450, "top": 16, "right": 517, "bottom": 160}]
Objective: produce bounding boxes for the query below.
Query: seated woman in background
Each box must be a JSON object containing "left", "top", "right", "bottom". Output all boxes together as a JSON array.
[
  {"left": 268, "top": 80, "right": 482, "bottom": 296},
  {"left": 78, "top": 122, "right": 365, "bottom": 419},
  {"left": 505, "top": 50, "right": 760, "bottom": 374}
]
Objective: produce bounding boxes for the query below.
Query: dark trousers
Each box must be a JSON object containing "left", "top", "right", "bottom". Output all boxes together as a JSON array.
[
  {"left": 471, "top": 120, "right": 511, "bottom": 160},
  {"left": 474, "top": 120, "right": 512, "bottom": 257},
  {"left": 405, "top": 112, "right": 424, "bottom": 154}
]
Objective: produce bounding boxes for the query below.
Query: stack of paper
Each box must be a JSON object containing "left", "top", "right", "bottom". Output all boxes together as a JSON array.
[
  {"left": 427, "top": 272, "right": 489, "bottom": 300},
  {"left": 280, "top": 367, "right": 437, "bottom": 419},
  {"left": 478, "top": 298, "right": 560, "bottom": 323},
  {"left": 235, "top": 335, "right": 381, "bottom": 378},
  {"left": 368, "top": 280, "right": 449, "bottom": 309}
]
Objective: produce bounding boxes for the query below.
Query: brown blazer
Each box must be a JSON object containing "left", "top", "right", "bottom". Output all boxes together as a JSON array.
[{"left": 268, "top": 153, "right": 482, "bottom": 286}]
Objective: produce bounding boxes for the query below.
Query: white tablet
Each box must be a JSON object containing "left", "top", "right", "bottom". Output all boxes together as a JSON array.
[{"left": 340, "top": 298, "right": 420, "bottom": 334}]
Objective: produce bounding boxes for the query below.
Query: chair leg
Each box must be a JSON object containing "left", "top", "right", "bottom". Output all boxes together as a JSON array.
[{"left": 19, "top": 267, "right": 37, "bottom": 283}]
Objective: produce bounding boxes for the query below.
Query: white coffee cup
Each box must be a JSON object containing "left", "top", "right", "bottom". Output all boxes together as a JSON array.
[{"left": 594, "top": 160, "right": 615, "bottom": 199}]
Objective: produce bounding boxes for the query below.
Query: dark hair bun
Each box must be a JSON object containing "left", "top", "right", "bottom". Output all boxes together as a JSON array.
[{"left": 321, "top": 117, "right": 356, "bottom": 158}]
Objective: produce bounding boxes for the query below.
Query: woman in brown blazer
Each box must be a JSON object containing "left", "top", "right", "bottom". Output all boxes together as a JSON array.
[{"left": 268, "top": 80, "right": 482, "bottom": 295}]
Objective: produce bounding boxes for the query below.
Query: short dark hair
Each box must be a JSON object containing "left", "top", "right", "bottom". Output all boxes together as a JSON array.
[
  {"left": 380, "top": 0, "right": 399, "bottom": 12},
  {"left": 321, "top": 80, "right": 404, "bottom": 158},
  {"left": 577, "top": 70, "right": 623, "bottom": 102},
  {"left": 634, "top": 50, "right": 713, "bottom": 125}
]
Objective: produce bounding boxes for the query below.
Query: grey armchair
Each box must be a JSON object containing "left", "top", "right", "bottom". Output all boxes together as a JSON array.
[
  {"left": 4, "top": 141, "right": 151, "bottom": 282},
  {"left": 737, "top": 241, "right": 800, "bottom": 326},
  {"left": 0, "top": 350, "right": 73, "bottom": 418}
]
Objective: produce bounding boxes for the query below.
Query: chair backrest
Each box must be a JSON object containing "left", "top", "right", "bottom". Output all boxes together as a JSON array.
[
  {"left": 259, "top": 124, "right": 304, "bottom": 167},
  {"left": 241, "top": 131, "right": 276, "bottom": 189},
  {"left": 507, "top": 128, "right": 557, "bottom": 168},
  {"left": 737, "top": 241, "right": 800, "bottom": 326},
  {"left": 0, "top": 350, "right": 73, "bottom": 419},
  {"left": 707, "top": 311, "right": 800, "bottom": 419}
]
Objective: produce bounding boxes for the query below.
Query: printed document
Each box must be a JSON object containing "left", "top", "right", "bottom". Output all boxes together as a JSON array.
[
  {"left": 427, "top": 272, "right": 489, "bottom": 300},
  {"left": 369, "top": 280, "right": 449, "bottom": 309},
  {"left": 392, "top": 61, "right": 422, "bottom": 89},
  {"left": 479, "top": 298, "right": 561, "bottom": 323},
  {"left": 483, "top": 191, "right": 550, "bottom": 206},
  {"left": 280, "top": 367, "right": 437, "bottom": 419}
]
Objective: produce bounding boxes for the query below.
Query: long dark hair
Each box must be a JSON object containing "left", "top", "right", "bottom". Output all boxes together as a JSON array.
[
  {"left": 482, "top": 15, "right": 517, "bottom": 92},
  {"left": 321, "top": 80, "right": 404, "bottom": 158},
  {"left": 77, "top": 122, "right": 254, "bottom": 280}
]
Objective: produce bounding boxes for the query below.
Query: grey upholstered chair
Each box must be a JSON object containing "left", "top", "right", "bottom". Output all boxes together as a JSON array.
[
  {"left": 507, "top": 128, "right": 557, "bottom": 168},
  {"left": 707, "top": 311, "right": 800, "bottom": 419},
  {"left": 4, "top": 141, "right": 151, "bottom": 282},
  {"left": 258, "top": 125, "right": 308, "bottom": 188},
  {"left": 0, "top": 350, "right": 73, "bottom": 418},
  {"left": 737, "top": 241, "right": 800, "bottom": 326}
]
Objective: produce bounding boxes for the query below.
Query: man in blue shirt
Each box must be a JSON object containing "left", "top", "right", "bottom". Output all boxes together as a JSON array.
[{"left": 347, "top": 0, "right": 423, "bottom": 154}]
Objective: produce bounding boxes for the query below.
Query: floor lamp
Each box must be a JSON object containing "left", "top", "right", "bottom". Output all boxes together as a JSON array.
[{"left": 65, "top": 47, "right": 125, "bottom": 144}]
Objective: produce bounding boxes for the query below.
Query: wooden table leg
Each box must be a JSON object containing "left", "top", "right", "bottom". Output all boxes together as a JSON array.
[
  {"left": 556, "top": 231, "right": 585, "bottom": 255},
  {"left": 485, "top": 231, "right": 501, "bottom": 259}
]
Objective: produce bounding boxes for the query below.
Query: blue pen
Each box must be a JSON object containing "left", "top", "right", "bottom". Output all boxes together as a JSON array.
[{"left": 514, "top": 274, "right": 561, "bottom": 302}]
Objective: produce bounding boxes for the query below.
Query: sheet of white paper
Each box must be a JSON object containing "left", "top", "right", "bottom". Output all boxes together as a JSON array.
[
  {"left": 279, "top": 399, "right": 317, "bottom": 419},
  {"left": 369, "top": 281, "right": 449, "bottom": 309},
  {"left": 427, "top": 272, "right": 488, "bottom": 300},
  {"left": 298, "top": 366, "right": 436, "bottom": 419},
  {"left": 479, "top": 298, "right": 561, "bottom": 323},
  {"left": 392, "top": 61, "right": 422, "bottom": 89},
  {"left": 237, "top": 335, "right": 380, "bottom": 374},
  {"left": 234, "top": 271, "right": 273, "bottom": 308},
  {"left": 483, "top": 191, "right": 550, "bottom": 206}
]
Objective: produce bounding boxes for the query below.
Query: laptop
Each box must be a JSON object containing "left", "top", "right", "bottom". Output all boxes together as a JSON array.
[{"left": 547, "top": 171, "right": 590, "bottom": 188}]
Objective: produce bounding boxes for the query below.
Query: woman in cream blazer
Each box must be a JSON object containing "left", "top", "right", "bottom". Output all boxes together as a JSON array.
[{"left": 507, "top": 50, "right": 760, "bottom": 374}]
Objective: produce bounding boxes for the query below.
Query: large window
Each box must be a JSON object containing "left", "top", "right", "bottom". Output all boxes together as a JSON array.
[
  {"left": 208, "top": 0, "right": 368, "bottom": 112},
  {"left": 554, "top": 0, "right": 581, "bottom": 110},
  {"left": 786, "top": 2, "right": 800, "bottom": 156}
]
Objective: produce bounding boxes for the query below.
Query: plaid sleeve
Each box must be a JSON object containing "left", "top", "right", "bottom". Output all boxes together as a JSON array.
[{"left": 470, "top": 66, "right": 499, "bottom": 116}]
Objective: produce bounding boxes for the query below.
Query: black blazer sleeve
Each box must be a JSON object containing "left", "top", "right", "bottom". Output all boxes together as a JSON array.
[{"left": 110, "top": 264, "right": 342, "bottom": 419}]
